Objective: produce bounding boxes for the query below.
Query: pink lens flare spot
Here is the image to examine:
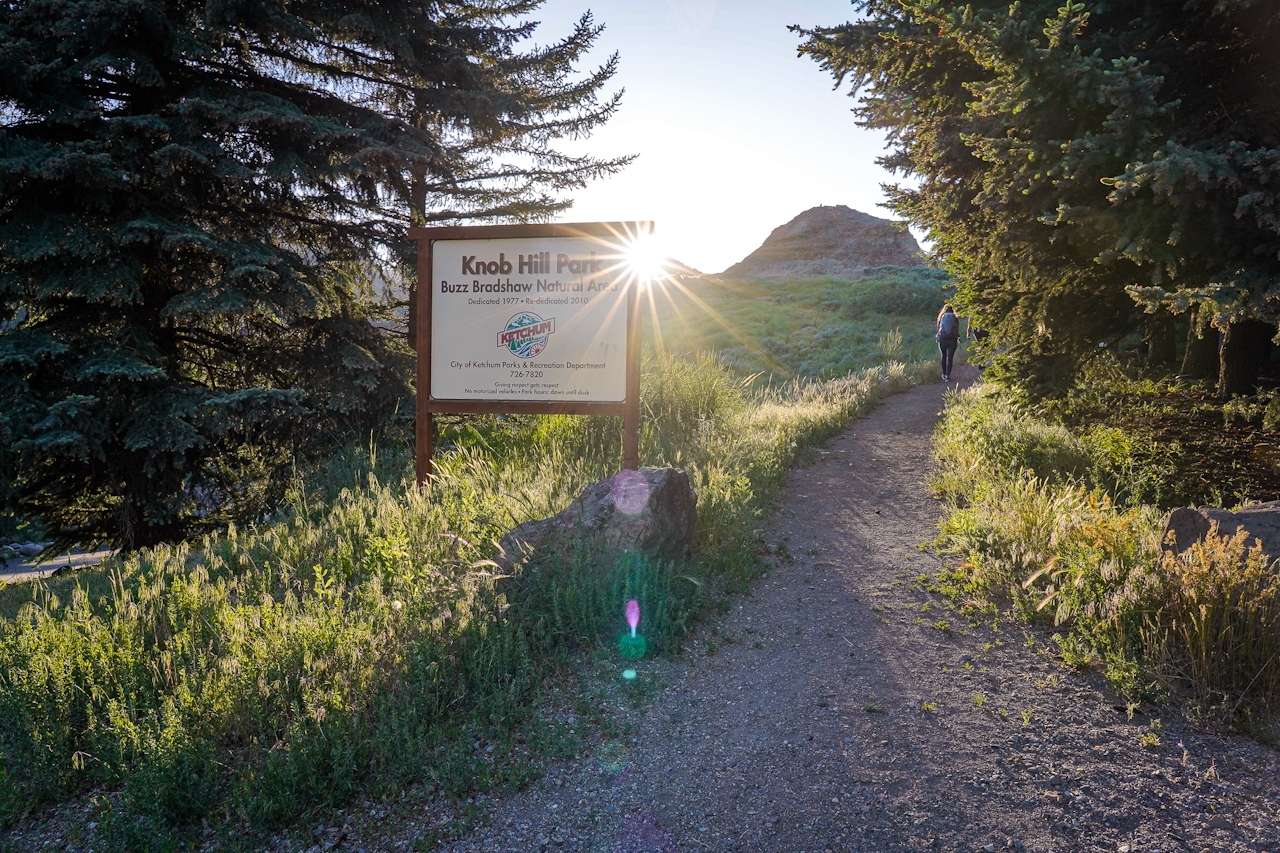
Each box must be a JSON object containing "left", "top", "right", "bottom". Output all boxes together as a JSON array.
[
  {"left": 626, "top": 598, "right": 640, "bottom": 633},
  {"left": 612, "top": 469, "right": 650, "bottom": 517}
]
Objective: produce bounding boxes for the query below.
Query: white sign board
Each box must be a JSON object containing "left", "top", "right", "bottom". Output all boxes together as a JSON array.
[{"left": 430, "top": 237, "right": 630, "bottom": 401}]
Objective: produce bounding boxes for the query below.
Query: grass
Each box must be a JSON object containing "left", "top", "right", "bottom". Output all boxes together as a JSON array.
[
  {"left": 933, "top": 380, "right": 1280, "bottom": 742},
  {"left": 0, "top": 305, "right": 937, "bottom": 849},
  {"left": 643, "top": 267, "right": 951, "bottom": 381}
]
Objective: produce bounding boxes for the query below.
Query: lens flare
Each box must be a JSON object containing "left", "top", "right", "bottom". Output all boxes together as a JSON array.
[
  {"left": 612, "top": 469, "right": 650, "bottom": 516},
  {"left": 618, "top": 597, "right": 647, "bottom": 660},
  {"left": 624, "top": 233, "right": 666, "bottom": 286}
]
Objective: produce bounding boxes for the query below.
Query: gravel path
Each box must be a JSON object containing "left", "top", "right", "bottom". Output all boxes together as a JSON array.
[{"left": 418, "top": 362, "right": 1280, "bottom": 853}]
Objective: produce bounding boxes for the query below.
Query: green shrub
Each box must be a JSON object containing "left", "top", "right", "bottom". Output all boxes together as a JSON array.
[
  {"left": 646, "top": 270, "right": 949, "bottom": 380},
  {"left": 865, "top": 276, "right": 950, "bottom": 316}
]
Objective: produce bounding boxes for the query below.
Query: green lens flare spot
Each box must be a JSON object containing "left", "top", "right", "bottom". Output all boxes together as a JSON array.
[{"left": 622, "top": 669, "right": 638, "bottom": 681}]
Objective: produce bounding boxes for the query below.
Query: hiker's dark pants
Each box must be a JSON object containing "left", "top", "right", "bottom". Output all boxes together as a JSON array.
[{"left": 938, "top": 338, "right": 958, "bottom": 377}]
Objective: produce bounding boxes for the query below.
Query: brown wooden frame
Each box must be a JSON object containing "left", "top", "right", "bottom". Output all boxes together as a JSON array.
[{"left": 409, "top": 221, "right": 649, "bottom": 484}]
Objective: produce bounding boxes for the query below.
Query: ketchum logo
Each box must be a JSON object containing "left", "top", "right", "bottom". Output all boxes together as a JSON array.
[{"left": 497, "top": 312, "right": 555, "bottom": 358}]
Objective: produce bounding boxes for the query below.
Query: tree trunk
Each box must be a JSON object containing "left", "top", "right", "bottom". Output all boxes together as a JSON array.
[
  {"left": 117, "top": 451, "right": 182, "bottom": 551},
  {"left": 1146, "top": 313, "right": 1177, "bottom": 366},
  {"left": 1218, "top": 319, "right": 1275, "bottom": 398},
  {"left": 1180, "top": 309, "right": 1220, "bottom": 379}
]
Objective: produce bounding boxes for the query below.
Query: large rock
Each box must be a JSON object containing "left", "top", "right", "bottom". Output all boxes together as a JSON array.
[
  {"left": 1161, "top": 502, "right": 1280, "bottom": 559},
  {"left": 721, "top": 205, "right": 923, "bottom": 280},
  {"left": 497, "top": 467, "right": 697, "bottom": 568}
]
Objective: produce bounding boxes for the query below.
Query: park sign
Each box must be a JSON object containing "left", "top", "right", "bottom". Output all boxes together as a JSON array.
[
  {"left": 430, "top": 235, "right": 628, "bottom": 401},
  {"left": 408, "top": 222, "right": 650, "bottom": 483}
]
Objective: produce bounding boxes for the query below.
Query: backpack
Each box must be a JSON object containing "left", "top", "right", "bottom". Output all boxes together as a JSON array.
[{"left": 938, "top": 311, "right": 958, "bottom": 339}]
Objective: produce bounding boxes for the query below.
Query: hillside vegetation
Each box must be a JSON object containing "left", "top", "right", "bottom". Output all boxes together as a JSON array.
[
  {"left": 933, "top": 375, "right": 1280, "bottom": 742},
  {"left": 0, "top": 272, "right": 944, "bottom": 849},
  {"left": 645, "top": 267, "right": 950, "bottom": 381}
]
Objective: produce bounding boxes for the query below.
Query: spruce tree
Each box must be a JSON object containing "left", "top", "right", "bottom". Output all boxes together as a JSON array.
[
  {"left": 0, "top": 0, "right": 627, "bottom": 549},
  {"left": 796, "top": 1, "right": 1280, "bottom": 396}
]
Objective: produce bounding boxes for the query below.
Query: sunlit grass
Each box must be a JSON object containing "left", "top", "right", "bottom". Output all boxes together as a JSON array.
[{"left": 642, "top": 267, "right": 951, "bottom": 381}]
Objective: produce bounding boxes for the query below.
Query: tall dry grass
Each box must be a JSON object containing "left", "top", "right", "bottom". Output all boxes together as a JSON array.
[{"left": 1141, "top": 526, "right": 1280, "bottom": 719}]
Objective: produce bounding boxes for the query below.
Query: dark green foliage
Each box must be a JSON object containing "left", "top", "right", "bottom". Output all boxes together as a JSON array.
[
  {"left": 0, "top": 0, "right": 627, "bottom": 549},
  {"left": 863, "top": 269, "right": 953, "bottom": 316},
  {"left": 797, "top": 1, "right": 1280, "bottom": 396}
]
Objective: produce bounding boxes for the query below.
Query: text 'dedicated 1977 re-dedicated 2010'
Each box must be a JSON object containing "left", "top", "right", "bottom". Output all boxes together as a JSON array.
[{"left": 430, "top": 237, "right": 628, "bottom": 402}]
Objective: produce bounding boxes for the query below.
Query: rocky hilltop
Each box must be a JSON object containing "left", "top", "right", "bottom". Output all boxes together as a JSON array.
[{"left": 721, "top": 205, "right": 922, "bottom": 280}]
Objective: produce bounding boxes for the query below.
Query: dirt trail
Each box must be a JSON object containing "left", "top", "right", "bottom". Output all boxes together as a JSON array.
[{"left": 436, "top": 362, "right": 1279, "bottom": 853}]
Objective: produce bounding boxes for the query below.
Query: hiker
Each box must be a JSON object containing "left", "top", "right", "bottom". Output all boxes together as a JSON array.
[{"left": 936, "top": 303, "right": 960, "bottom": 381}]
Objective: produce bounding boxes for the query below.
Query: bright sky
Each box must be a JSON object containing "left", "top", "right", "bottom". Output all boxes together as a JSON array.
[{"left": 526, "top": 0, "right": 903, "bottom": 274}]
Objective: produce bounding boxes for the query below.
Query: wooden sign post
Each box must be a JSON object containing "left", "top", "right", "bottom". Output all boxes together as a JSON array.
[{"left": 408, "top": 222, "right": 649, "bottom": 485}]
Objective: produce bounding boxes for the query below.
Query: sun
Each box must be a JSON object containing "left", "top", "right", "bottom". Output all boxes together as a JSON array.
[{"left": 623, "top": 233, "right": 666, "bottom": 286}]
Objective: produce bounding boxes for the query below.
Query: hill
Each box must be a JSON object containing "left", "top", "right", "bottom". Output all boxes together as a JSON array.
[{"left": 721, "top": 205, "right": 923, "bottom": 279}]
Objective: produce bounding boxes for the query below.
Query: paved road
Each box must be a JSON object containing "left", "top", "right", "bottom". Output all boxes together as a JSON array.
[{"left": 0, "top": 548, "right": 115, "bottom": 584}]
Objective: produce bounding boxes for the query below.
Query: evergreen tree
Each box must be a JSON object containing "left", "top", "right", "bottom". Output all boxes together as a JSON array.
[
  {"left": 0, "top": 0, "right": 627, "bottom": 549},
  {"left": 796, "top": 1, "right": 1280, "bottom": 396}
]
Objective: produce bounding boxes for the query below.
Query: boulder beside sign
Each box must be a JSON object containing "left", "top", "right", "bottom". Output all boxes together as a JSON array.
[{"left": 497, "top": 467, "right": 697, "bottom": 569}]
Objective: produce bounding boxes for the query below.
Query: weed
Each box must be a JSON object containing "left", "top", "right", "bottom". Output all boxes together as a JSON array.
[
  {"left": 648, "top": 269, "right": 949, "bottom": 381},
  {"left": 921, "top": 700, "right": 938, "bottom": 714},
  {"left": 972, "top": 694, "right": 986, "bottom": 709},
  {"left": 1144, "top": 525, "right": 1280, "bottom": 716},
  {"left": 1021, "top": 709, "right": 1034, "bottom": 727},
  {"left": 1141, "top": 720, "right": 1163, "bottom": 748},
  {"left": 864, "top": 702, "right": 884, "bottom": 714}
]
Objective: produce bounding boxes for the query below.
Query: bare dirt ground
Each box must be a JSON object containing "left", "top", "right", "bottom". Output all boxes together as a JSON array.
[{"left": 413, "top": 361, "right": 1280, "bottom": 853}]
